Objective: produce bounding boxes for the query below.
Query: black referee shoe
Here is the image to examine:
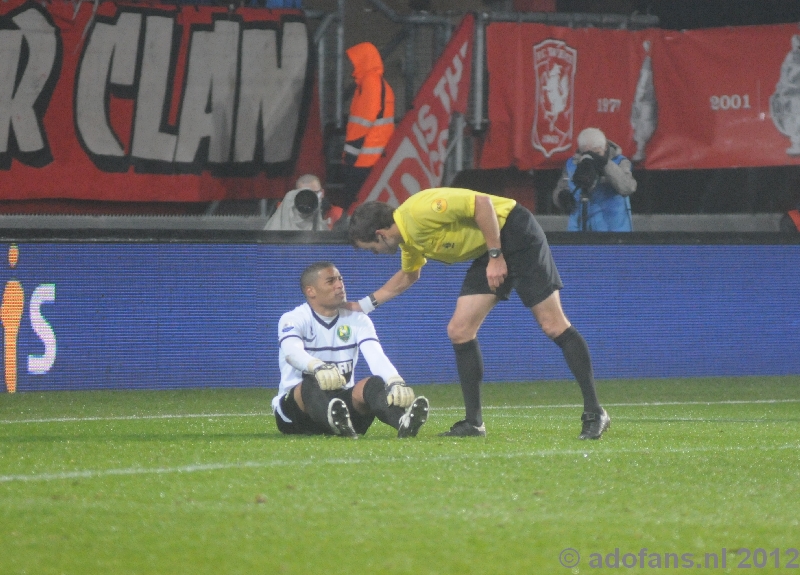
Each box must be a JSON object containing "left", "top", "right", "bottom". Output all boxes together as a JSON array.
[
  {"left": 397, "top": 396, "right": 429, "bottom": 438},
  {"left": 438, "top": 419, "right": 486, "bottom": 437},
  {"left": 327, "top": 398, "right": 358, "bottom": 438},
  {"left": 579, "top": 409, "right": 610, "bottom": 440}
]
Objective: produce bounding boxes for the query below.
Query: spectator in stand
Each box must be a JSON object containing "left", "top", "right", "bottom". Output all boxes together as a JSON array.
[
  {"left": 552, "top": 128, "right": 637, "bottom": 231},
  {"left": 265, "top": 174, "right": 342, "bottom": 231},
  {"left": 340, "top": 42, "right": 395, "bottom": 211}
]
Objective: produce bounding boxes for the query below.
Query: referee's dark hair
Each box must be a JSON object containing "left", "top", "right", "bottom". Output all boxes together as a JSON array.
[{"left": 348, "top": 201, "right": 396, "bottom": 244}]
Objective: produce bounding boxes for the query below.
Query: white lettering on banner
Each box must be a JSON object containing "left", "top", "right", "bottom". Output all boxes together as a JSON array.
[
  {"left": 130, "top": 15, "right": 179, "bottom": 163},
  {"left": 366, "top": 137, "right": 435, "bottom": 203},
  {"left": 432, "top": 44, "right": 464, "bottom": 114},
  {"left": 0, "top": 6, "right": 308, "bottom": 173},
  {"left": 173, "top": 20, "right": 239, "bottom": 164},
  {"left": 365, "top": 40, "right": 469, "bottom": 205},
  {"left": 710, "top": 94, "right": 751, "bottom": 111},
  {"left": 235, "top": 23, "right": 308, "bottom": 164},
  {"left": 76, "top": 12, "right": 308, "bottom": 171},
  {"left": 0, "top": 6, "right": 58, "bottom": 167},
  {"left": 597, "top": 98, "right": 622, "bottom": 113},
  {"left": 28, "top": 284, "right": 56, "bottom": 375},
  {"left": 76, "top": 12, "right": 141, "bottom": 160}
]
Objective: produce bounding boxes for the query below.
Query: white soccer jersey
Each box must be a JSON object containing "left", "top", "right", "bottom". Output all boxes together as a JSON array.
[{"left": 270, "top": 303, "right": 399, "bottom": 411}]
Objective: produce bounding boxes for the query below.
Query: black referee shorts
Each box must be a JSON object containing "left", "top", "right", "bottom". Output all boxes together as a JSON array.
[
  {"left": 459, "top": 204, "right": 563, "bottom": 308},
  {"left": 274, "top": 380, "right": 375, "bottom": 436}
]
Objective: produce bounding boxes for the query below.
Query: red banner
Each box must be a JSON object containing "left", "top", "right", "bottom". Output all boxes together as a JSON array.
[
  {"left": 480, "top": 22, "right": 800, "bottom": 170},
  {"left": 0, "top": 0, "right": 322, "bottom": 201},
  {"left": 354, "top": 14, "right": 474, "bottom": 207}
]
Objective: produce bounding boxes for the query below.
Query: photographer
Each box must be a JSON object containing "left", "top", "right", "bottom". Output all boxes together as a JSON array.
[
  {"left": 265, "top": 174, "right": 339, "bottom": 231},
  {"left": 552, "top": 128, "right": 637, "bottom": 231}
]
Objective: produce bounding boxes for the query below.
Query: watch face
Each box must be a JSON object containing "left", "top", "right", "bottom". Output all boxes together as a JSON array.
[{"left": 489, "top": 248, "right": 501, "bottom": 258}]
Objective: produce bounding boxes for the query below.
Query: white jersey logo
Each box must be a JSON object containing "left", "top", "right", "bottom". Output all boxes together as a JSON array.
[{"left": 532, "top": 39, "right": 576, "bottom": 158}]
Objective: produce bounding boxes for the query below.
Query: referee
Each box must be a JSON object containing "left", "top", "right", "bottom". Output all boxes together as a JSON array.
[{"left": 345, "top": 188, "right": 610, "bottom": 439}]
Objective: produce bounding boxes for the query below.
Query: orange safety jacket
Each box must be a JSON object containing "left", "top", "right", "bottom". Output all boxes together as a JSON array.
[
  {"left": 344, "top": 42, "right": 395, "bottom": 168},
  {"left": 789, "top": 209, "right": 800, "bottom": 231}
]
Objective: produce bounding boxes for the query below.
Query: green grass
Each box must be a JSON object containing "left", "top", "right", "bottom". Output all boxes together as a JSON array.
[{"left": 1, "top": 376, "right": 799, "bottom": 574}]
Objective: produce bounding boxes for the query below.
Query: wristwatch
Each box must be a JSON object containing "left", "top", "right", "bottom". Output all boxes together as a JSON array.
[{"left": 488, "top": 248, "right": 502, "bottom": 259}]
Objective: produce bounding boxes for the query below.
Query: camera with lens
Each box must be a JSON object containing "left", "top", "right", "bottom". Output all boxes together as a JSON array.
[
  {"left": 294, "top": 188, "right": 320, "bottom": 215},
  {"left": 572, "top": 154, "right": 600, "bottom": 193}
]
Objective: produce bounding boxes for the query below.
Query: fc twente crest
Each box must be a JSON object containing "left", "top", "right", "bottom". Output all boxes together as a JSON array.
[{"left": 531, "top": 39, "right": 576, "bottom": 158}]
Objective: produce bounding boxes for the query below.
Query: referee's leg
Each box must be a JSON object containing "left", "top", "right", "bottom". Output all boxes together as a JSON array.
[
  {"left": 443, "top": 294, "right": 497, "bottom": 434},
  {"left": 532, "top": 291, "right": 609, "bottom": 438}
]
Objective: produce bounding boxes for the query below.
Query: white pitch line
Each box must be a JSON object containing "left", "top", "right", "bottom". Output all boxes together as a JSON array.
[
  {"left": 438, "top": 398, "right": 800, "bottom": 410},
  {"left": 1, "top": 442, "right": 798, "bottom": 484},
  {"left": 0, "top": 413, "right": 271, "bottom": 425},
  {"left": 0, "top": 398, "right": 797, "bottom": 425}
]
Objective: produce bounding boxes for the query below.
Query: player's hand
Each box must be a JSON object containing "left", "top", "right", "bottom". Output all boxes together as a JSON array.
[
  {"left": 384, "top": 375, "right": 415, "bottom": 408},
  {"left": 307, "top": 359, "right": 346, "bottom": 391},
  {"left": 486, "top": 257, "right": 507, "bottom": 291},
  {"left": 339, "top": 301, "right": 363, "bottom": 312}
]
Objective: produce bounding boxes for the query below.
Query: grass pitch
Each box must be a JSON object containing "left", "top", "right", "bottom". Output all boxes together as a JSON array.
[{"left": 1, "top": 376, "right": 799, "bottom": 575}]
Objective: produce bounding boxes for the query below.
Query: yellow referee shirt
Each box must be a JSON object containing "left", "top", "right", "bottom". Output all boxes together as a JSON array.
[{"left": 393, "top": 188, "right": 517, "bottom": 272}]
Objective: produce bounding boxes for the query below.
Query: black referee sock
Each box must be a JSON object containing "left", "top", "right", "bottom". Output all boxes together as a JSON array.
[
  {"left": 453, "top": 339, "right": 484, "bottom": 427},
  {"left": 362, "top": 376, "right": 405, "bottom": 429},
  {"left": 300, "top": 377, "right": 333, "bottom": 429},
  {"left": 553, "top": 326, "right": 602, "bottom": 414}
]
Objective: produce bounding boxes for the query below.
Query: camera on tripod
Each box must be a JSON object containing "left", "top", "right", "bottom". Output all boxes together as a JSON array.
[{"left": 572, "top": 153, "right": 601, "bottom": 194}]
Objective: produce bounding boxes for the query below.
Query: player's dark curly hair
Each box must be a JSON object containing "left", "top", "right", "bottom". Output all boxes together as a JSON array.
[{"left": 347, "top": 201, "right": 396, "bottom": 244}]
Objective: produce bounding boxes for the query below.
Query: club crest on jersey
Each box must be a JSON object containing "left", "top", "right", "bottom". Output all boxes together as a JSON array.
[
  {"left": 431, "top": 199, "right": 448, "bottom": 213},
  {"left": 531, "top": 38, "right": 576, "bottom": 158},
  {"left": 337, "top": 325, "right": 351, "bottom": 342}
]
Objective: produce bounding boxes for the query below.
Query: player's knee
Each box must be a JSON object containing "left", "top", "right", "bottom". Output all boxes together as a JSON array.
[
  {"left": 541, "top": 319, "right": 570, "bottom": 340},
  {"left": 532, "top": 309, "right": 566, "bottom": 338},
  {"left": 363, "top": 375, "right": 385, "bottom": 392},
  {"left": 532, "top": 306, "right": 570, "bottom": 339},
  {"left": 447, "top": 320, "right": 474, "bottom": 344},
  {"left": 361, "top": 375, "right": 388, "bottom": 411}
]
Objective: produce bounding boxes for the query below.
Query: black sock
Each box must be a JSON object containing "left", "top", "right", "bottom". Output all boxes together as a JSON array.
[
  {"left": 453, "top": 339, "right": 483, "bottom": 427},
  {"left": 362, "top": 376, "right": 405, "bottom": 428},
  {"left": 300, "top": 376, "right": 332, "bottom": 429},
  {"left": 553, "top": 326, "right": 601, "bottom": 413}
]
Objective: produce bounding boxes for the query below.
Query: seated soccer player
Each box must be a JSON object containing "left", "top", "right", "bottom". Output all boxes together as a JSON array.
[{"left": 271, "top": 261, "right": 429, "bottom": 438}]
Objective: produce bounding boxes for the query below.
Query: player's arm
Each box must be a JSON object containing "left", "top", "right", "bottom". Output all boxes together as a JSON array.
[
  {"left": 281, "top": 337, "right": 345, "bottom": 390},
  {"left": 474, "top": 194, "right": 508, "bottom": 291},
  {"left": 343, "top": 268, "right": 420, "bottom": 313},
  {"left": 372, "top": 268, "right": 420, "bottom": 305}
]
